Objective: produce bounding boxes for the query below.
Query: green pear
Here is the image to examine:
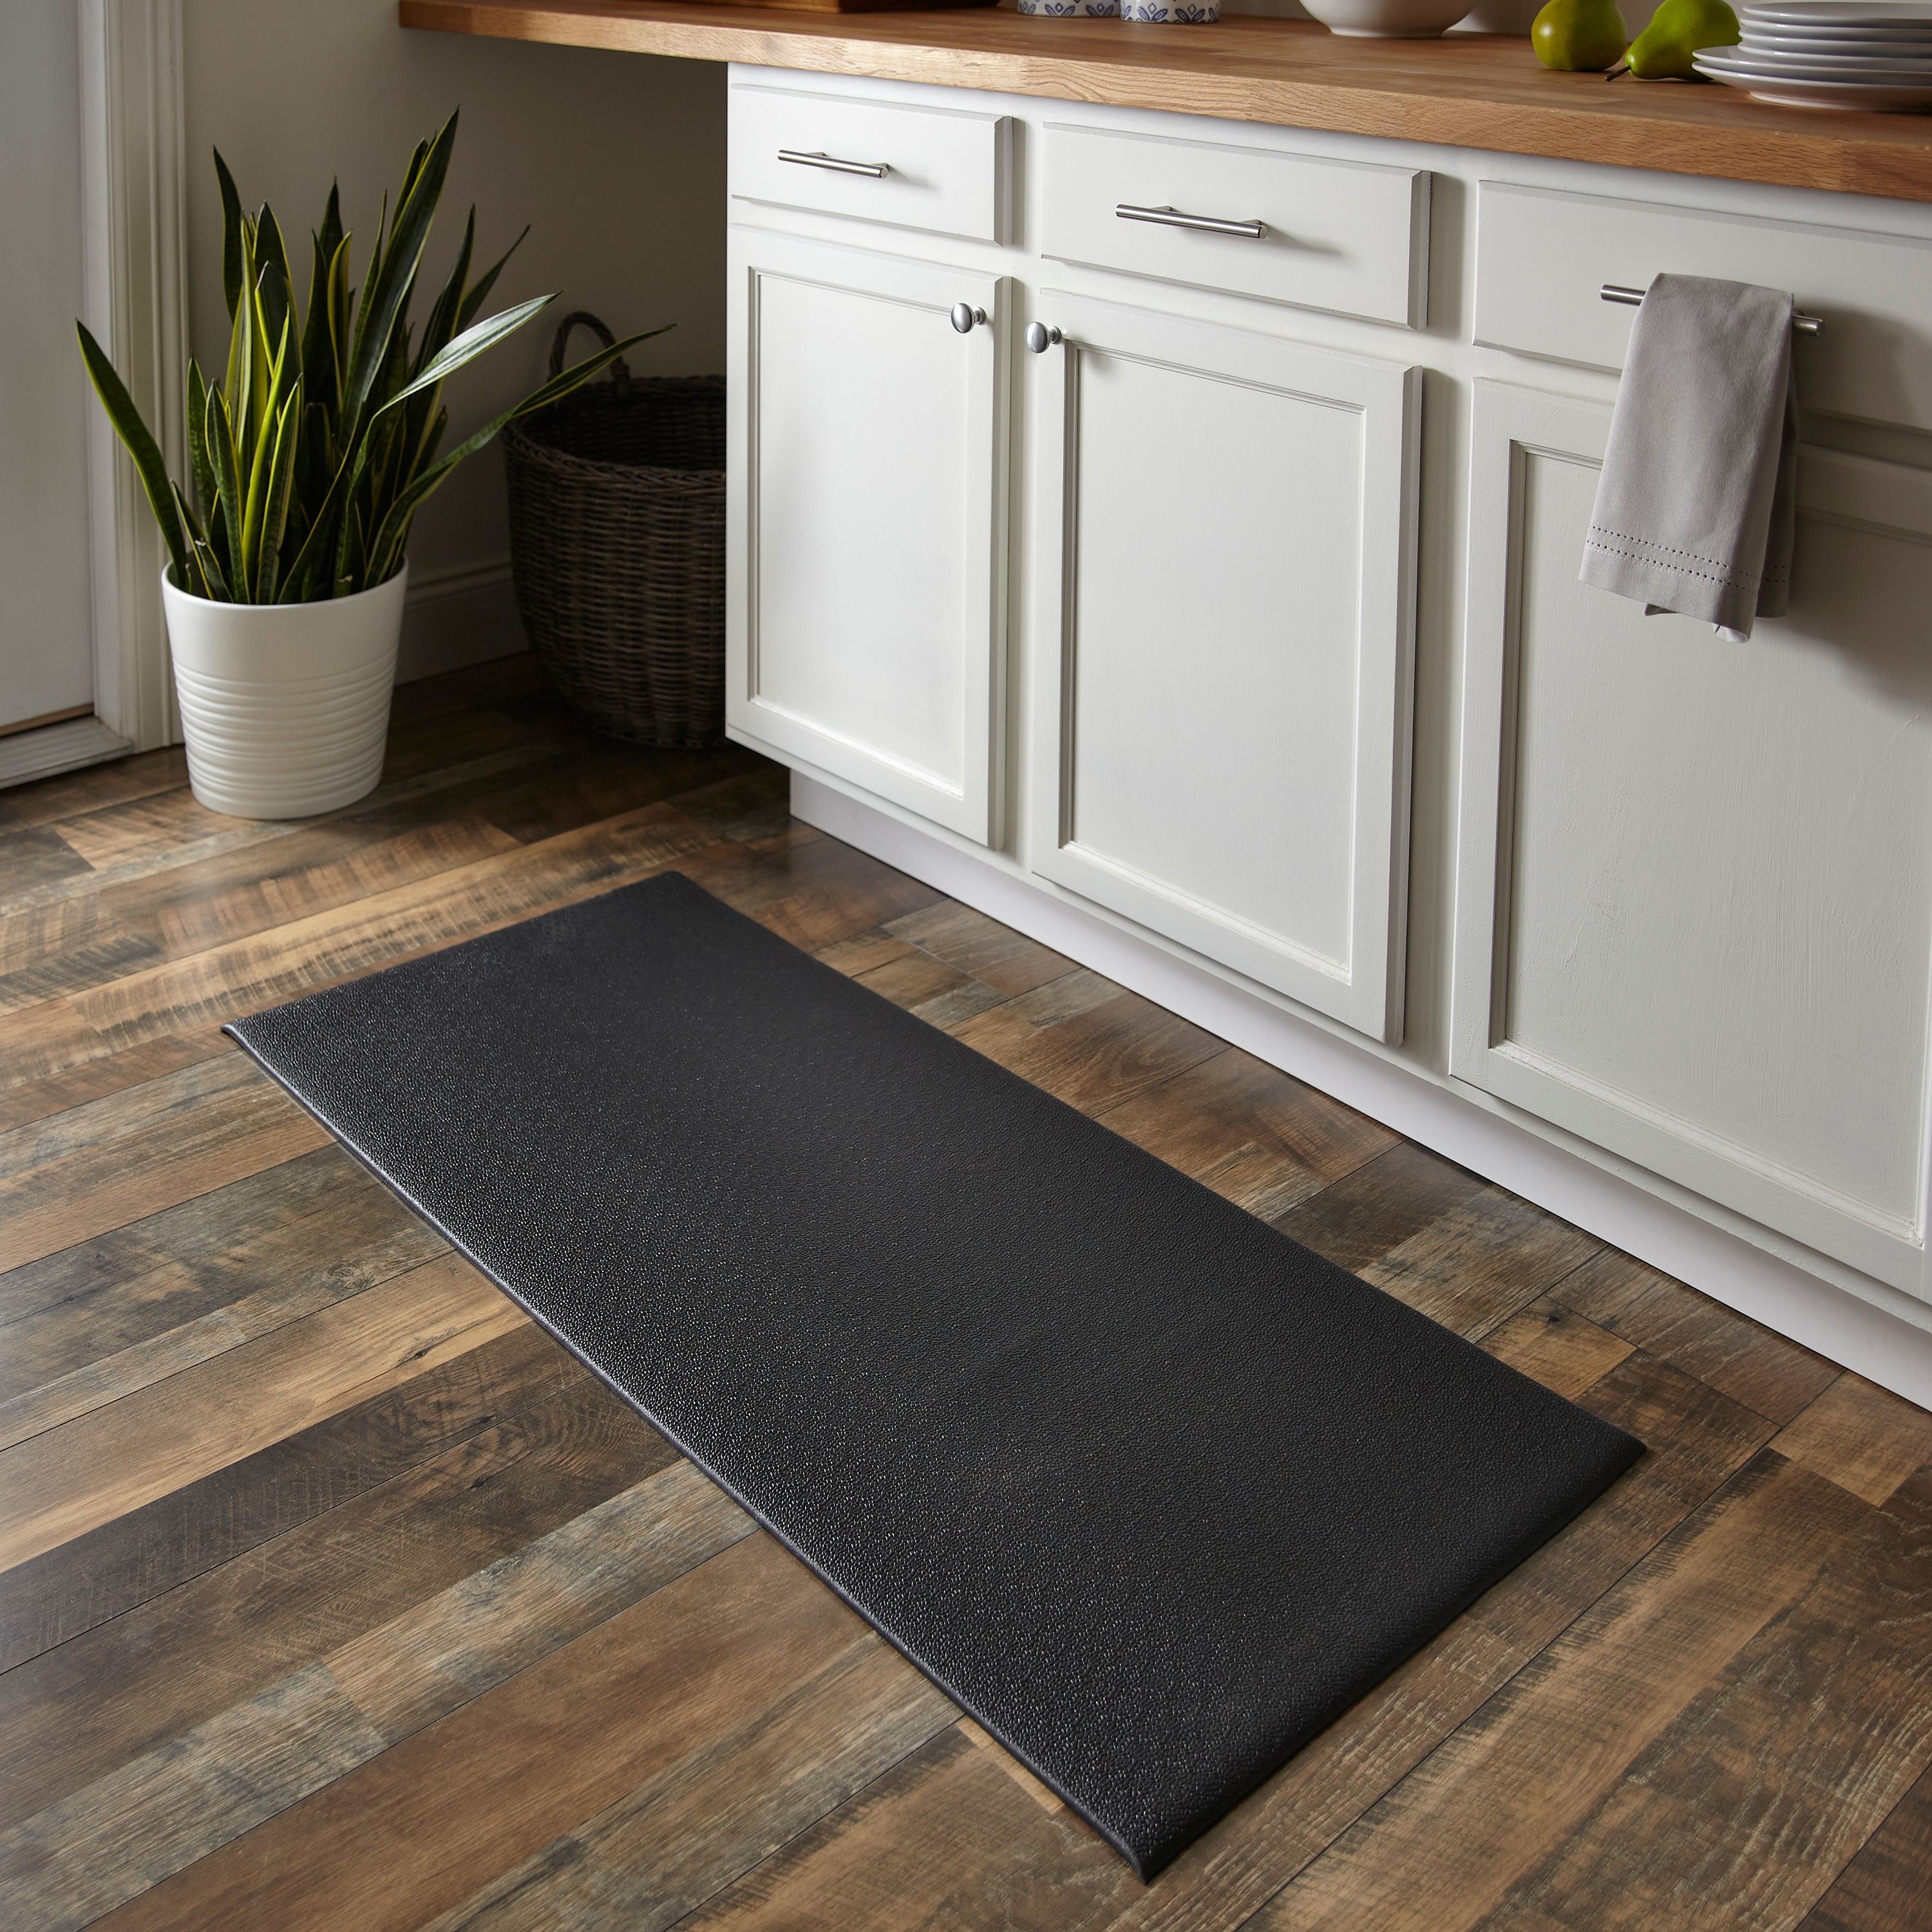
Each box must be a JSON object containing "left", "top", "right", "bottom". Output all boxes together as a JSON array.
[
  {"left": 1625, "top": 0, "right": 1741, "bottom": 77},
  {"left": 1532, "top": 0, "right": 1630, "bottom": 72}
]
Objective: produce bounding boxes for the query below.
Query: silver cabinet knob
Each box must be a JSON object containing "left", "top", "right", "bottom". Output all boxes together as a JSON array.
[
  {"left": 950, "top": 302, "right": 987, "bottom": 334},
  {"left": 1025, "top": 322, "right": 1063, "bottom": 355}
]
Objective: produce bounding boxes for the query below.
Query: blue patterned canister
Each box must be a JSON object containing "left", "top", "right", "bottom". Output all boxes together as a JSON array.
[
  {"left": 1121, "top": 0, "right": 1220, "bottom": 15},
  {"left": 1018, "top": 0, "right": 1123, "bottom": 14}
]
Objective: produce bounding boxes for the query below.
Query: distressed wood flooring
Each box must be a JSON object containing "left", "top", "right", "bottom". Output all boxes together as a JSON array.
[{"left": 3, "top": 655, "right": 1931, "bottom": 1931}]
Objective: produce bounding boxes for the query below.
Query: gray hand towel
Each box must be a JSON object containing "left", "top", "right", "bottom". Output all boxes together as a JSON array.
[{"left": 1579, "top": 272, "right": 1799, "bottom": 642}]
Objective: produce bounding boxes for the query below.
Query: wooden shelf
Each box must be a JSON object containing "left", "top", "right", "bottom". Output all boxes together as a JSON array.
[{"left": 401, "top": 0, "right": 1932, "bottom": 205}]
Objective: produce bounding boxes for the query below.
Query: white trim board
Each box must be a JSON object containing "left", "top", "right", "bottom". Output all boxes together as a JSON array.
[
  {"left": 397, "top": 557, "right": 527, "bottom": 685},
  {"left": 80, "top": 0, "right": 187, "bottom": 754},
  {"left": 0, "top": 716, "right": 133, "bottom": 791},
  {"left": 792, "top": 770, "right": 1932, "bottom": 1412}
]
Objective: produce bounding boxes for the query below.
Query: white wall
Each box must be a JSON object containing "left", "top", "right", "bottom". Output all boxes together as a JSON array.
[{"left": 181, "top": 1, "right": 726, "bottom": 677}]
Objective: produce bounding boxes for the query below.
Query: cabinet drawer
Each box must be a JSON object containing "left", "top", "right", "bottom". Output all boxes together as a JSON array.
[
  {"left": 1040, "top": 125, "right": 1427, "bottom": 328},
  {"left": 729, "top": 84, "right": 1010, "bottom": 245},
  {"left": 1475, "top": 180, "right": 1932, "bottom": 433}
]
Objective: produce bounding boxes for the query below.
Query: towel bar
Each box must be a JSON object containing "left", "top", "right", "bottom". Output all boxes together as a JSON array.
[{"left": 1599, "top": 283, "right": 1823, "bottom": 334}]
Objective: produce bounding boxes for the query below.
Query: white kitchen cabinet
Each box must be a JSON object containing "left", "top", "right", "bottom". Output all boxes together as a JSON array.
[
  {"left": 1453, "top": 381, "right": 1932, "bottom": 1296},
  {"left": 724, "top": 64, "right": 1932, "bottom": 1392},
  {"left": 1027, "top": 292, "right": 1420, "bottom": 1043},
  {"left": 724, "top": 227, "right": 1008, "bottom": 844}
]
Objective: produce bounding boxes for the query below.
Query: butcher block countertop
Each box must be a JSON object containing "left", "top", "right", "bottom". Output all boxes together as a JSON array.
[{"left": 401, "top": 0, "right": 1932, "bottom": 205}]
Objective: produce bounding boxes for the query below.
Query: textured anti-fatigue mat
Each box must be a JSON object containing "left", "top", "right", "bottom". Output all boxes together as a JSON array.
[{"left": 227, "top": 871, "right": 1643, "bottom": 1879}]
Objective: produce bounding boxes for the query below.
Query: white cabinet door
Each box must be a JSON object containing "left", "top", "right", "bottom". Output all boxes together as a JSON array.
[
  {"left": 726, "top": 228, "right": 1007, "bottom": 844},
  {"left": 1454, "top": 381, "right": 1932, "bottom": 1298},
  {"left": 1028, "top": 291, "right": 1420, "bottom": 1042}
]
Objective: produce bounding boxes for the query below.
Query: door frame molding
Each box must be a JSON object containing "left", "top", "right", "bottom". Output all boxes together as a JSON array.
[{"left": 77, "top": 0, "right": 187, "bottom": 758}]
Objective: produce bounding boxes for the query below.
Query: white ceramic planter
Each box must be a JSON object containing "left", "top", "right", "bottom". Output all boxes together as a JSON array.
[{"left": 161, "top": 565, "right": 408, "bottom": 819}]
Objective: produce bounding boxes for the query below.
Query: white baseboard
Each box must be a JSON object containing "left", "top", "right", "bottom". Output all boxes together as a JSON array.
[
  {"left": 397, "top": 557, "right": 528, "bottom": 685},
  {"left": 0, "top": 714, "right": 134, "bottom": 790},
  {"left": 793, "top": 772, "right": 1932, "bottom": 1413}
]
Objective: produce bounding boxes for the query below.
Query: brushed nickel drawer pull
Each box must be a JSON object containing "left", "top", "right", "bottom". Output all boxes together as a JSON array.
[
  {"left": 779, "top": 149, "right": 889, "bottom": 179},
  {"left": 1600, "top": 283, "right": 1823, "bottom": 334},
  {"left": 1116, "top": 202, "right": 1265, "bottom": 241}
]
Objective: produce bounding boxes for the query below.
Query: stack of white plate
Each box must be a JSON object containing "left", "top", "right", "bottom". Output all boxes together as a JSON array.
[{"left": 1694, "top": 3, "right": 1932, "bottom": 109}]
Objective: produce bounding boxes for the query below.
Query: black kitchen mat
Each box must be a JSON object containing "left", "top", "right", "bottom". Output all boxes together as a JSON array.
[{"left": 226, "top": 870, "right": 1642, "bottom": 1879}]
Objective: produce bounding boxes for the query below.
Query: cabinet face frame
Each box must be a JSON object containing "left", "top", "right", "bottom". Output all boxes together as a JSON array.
[
  {"left": 1453, "top": 379, "right": 1932, "bottom": 1297},
  {"left": 725, "top": 226, "right": 1008, "bottom": 846},
  {"left": 1027, "top": 289, "right": 1420, "bottom": 1045}
]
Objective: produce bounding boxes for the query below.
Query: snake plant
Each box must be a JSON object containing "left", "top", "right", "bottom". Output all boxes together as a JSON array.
[{"left": 77, "top": 111, "right": 666, "bottom": 605}]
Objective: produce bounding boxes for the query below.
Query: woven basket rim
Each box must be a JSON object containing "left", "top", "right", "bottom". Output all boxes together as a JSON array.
[
  {"left": 504, "top": 376, "right": 723, "bottom": 484},
  {"left": 504, "top": 436, "right": 724, "bottom": 491}
]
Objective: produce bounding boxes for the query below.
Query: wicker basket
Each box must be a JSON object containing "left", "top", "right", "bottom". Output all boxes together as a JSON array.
[{"left": 503, "top": 314, "right": 726, "bottom": 748}]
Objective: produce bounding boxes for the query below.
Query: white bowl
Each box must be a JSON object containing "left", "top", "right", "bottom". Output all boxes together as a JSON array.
[{"left": 1300, "top": 0, "right": 1475, "bottom": 35}]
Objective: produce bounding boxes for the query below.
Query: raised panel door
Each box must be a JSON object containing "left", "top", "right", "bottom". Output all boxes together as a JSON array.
[{"left": 1028, "top": 290, "right": 1419, "bottom": 1041}]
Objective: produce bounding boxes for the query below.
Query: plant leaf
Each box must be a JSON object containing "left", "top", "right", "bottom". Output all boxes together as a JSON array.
[
  {"left": 255, "top": 204, "right": 294, "bottom": 352},
  {"left": 361, "top": 324, "right": 667, "bottom": 583},
  {"left": 194, "top": 533, "right": 232, "bottom": 601},
  {"left": 75, "top": 321, "right": 191, "bottom": 585},
  {"left": 185, "top": 361, "right": 216, "bottom": 522},
  {"left": 223, "top": 217, "right": 256, "bottom": 427},
  {"left": 215, "top": 150, "right": 245, "bottom": 321},
  {"left": 171, "top": 482, "right": 229, "bottom": 601},
  {"left": 456, "top": 225, "right": 528, "bottom": 330},
  {"left": 396, "top": 137, "right": 431, "bottom": 214},
  {"left": 203, "top": 383, "right": 229, "bottom": 564},
  {"left": 325, "top": 231, "right": 354, "bottom": 417},
  {"left": 336, "top": 495, "right": 366, "bottom": 598},
  {"left": 274, "top": 428, "right": 362, "bottom": 605},
  {"left": 317, "top": 182, "right": 344, "bottom": 272},
  {"left": 384, "top": 294, "right": 553, "bottom": 413},
  {"left": 207, "top": 383, "right": 247, "bottom": 593},
  {"left": 515, "top": 325, "right": 673, "bottom": 417},
  {"left": 414, "top": 206, "right": 475, "bottom": 378},
  {"left": 300, "top": 232, "right": 337, "bottom": 422},
  {"left": 256, "top": 389, "right": 302, "bottom": 603},
  {"left": 343, "top": 111, "right": 457, "bottom": 435},
  {"left": 240, "top": 314, "right": 294, "bottom": 595}
]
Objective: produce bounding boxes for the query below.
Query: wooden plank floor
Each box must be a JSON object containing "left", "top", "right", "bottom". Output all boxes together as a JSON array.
[{"left": 4, "top": 655, "right": 1931, "bottom": 1931}]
